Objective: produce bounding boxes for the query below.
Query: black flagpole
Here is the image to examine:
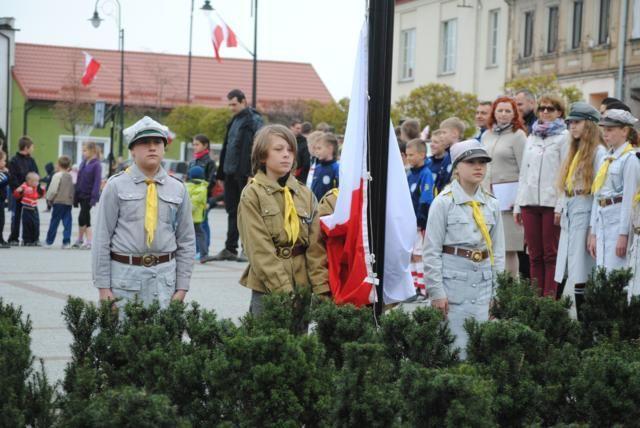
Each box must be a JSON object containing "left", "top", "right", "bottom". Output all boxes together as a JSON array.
[{"left": 368, "top": 0, "right": 394, "bottom": 316}]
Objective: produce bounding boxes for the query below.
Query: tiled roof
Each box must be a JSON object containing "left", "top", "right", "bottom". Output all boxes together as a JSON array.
[{"left": 13, "top": 43, "right": 333, "bottom": 108}]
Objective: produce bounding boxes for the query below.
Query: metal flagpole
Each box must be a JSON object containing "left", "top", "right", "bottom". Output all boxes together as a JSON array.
[{"left": 367, "top": 0, "right": 394, "bottom": 316}]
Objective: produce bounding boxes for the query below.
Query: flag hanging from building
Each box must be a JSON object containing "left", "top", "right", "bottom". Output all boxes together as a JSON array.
[
  {"left": 80, "top": 52, "right": 101, "bottom": 86},
  {"left": 206, "top": 11, "right": 238, "bottom": 62},
  {"left": 320, "top": 21, "right": 416, "bottom": 306}
]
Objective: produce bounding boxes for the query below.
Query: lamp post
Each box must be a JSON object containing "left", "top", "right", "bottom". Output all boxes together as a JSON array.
[
  {"left": 187, "top": 0, "right": 216, "bottom": 104},
  {"left": 90, "top": 0, "right": 124, "bottom": 159}
]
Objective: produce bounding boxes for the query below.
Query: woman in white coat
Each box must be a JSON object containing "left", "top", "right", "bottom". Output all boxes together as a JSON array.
[{"left": 554, "top": 103, "right": 606, "bottom": 319}]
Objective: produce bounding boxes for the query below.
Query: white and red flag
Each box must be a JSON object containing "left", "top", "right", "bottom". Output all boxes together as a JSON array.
[
  {"left": 206, "top": 11, "right": 238, "bottom": 62},
  {"left": 80, "top": 52, "right": 101, "bottom": 86},
  {"left": 320, "top": 22, "right": 416, "bottom": 306}
]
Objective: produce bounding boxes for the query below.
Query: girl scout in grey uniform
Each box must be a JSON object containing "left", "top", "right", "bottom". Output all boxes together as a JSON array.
[
  {"left": 555, "top": 103, "right": 606, "bottom": 319},
  {"left": 92, "top": 116, "right": 195, "bottom": 310},
  {"left": 588, "top": 109, "right": 640, "bottom": 272},
  {"left": 424, "top": 140, "right": 505, "bottom": 359}
]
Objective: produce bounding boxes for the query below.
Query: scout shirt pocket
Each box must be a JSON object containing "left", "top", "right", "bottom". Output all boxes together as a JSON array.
[
  {"left": 294, "top": 198, "right": 313, "bottom": 247},
  {"left": 607, "top": 161, "right": 624, "bottom": 193},
  {"left": 158, "top": 193, "right": 183, "bottom": 226},
  {"left": 442, "top": 270, "right": 469, "bottom": 305},
  {"left": 260, "top": 201, "right": 284, "bottom": 242},
  {"left": 117, "top": 192, "right": 145, "bottom": 221},
  {"left": 446, "top": 214, "right": 470, "bottom": 236}
]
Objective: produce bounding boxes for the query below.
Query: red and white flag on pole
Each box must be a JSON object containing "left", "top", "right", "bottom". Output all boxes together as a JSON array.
[
  {"left": 206, "top": 11, "right": 238, "bottom": 63},
  {"left": 81, "top": 52, "right": 101, "bottom": 86},
  {"left": 320, "top": 22, "right": 416, "bottom": 306}
]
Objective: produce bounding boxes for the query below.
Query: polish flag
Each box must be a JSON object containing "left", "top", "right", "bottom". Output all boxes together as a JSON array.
[
  {"left": 81, "top": 52, "right": 101, "bottom": 86},
  {"left": 320, "top": 22, "right": 416, "bottom": 306},
  {"left": 206, "top": 11, "right": 238, "bottom": 63}
]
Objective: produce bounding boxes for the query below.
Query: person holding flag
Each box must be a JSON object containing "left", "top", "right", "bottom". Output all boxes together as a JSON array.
[
  {"left": 237, "top": 124, "right": 329, "bottom": 315},
  {"left": 92, "top": 116, "right": 195, "bottom": 311},
  {"left": 424, "top": 139, "right": 505, "bottom": 359}
]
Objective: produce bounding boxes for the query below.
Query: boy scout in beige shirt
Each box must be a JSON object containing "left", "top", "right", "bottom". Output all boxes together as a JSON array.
[{"left": 92, "top": 116, "right": 195, "bottom": 309}]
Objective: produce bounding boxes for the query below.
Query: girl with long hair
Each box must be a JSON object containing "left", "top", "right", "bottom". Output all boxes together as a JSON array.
[{"left": 554, "top": 103, "right": 606, "bottom": 318}]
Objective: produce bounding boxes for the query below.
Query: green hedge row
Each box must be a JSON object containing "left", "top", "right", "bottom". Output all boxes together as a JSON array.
[{"left": 2, "top": 268, "right": 640, "bottom": 427}]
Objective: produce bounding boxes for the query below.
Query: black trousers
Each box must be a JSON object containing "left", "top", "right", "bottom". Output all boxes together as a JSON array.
[
  {"left": 21, "top": 206, "right": 39, "bottom": 244},
  {"left": 0, "top": 199, "right": 5, "bottom": 242},
  {"left": 223, "top": 175, "right": 247, "bottom": 253},
  {"left": 9, "top": 196, "right": 22, "bottom": 242}
]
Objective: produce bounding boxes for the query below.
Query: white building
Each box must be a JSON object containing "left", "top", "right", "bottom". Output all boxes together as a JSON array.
[{"left": 392, "top": 0, "right": 510, "bottom": 103}]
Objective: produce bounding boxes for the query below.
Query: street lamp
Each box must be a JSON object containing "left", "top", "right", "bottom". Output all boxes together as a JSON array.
[
  {"left": 187, "top": 0, "right": 216, "bottom": 104},
  {"left": 89, "top": 0, "right": 125, "bottom": 160}
]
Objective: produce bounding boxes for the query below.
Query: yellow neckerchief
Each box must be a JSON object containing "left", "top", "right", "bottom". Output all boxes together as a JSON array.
[
  {"left": 330, "top": 188, "right": 339, "bottom": 198},
  {"left": 635, "top": 191, "right": 640, "bottom": 206},
  {"left": 126, "top": 167, "right": 158, "bottom": 247},
  {"left": 465, "top": 200, "right": 494, "bottom": 264},
  {"left": 591, "top": 143, "right": 633, "bottom": 194},
  {"left": 564, "top": 149, "right": 582, "bottom": 193},
  {"left": 280, "top": 186, "right": 300, "bottom": 245}
]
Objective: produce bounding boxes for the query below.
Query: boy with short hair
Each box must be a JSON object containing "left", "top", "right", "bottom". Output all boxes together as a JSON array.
[
  {"left": 426, "top": 129, "right": 453, "bottom": 195},
  {"left": 8, "top": 136, "right": 38, "bottom": 245},
  {"left": 310, "top": 133, "right": 340, "bottom": 202},
  {"left": 406, "top": 138, "right": 435, "bottom": 296},
  {"left": 45, "top": 155, "right": 75, "bottom": 248},
  {"left": 186, "top": 165, "right": 209, "bottom": 262},
  {"left": 12, "top": 171, "right": 43, "bottom": 246},
  {"left": 0, "top": 150, "right": 9, "bottom": 248},
  {"left": 439, "top": 117, "right": 466, "bottom": 147}
]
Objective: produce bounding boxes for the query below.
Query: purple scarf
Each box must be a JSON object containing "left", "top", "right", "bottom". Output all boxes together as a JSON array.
[{"left": 531, "top": 118, "right": 566, "bottom": 138}]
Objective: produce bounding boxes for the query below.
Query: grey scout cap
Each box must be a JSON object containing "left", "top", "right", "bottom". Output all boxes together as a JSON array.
[
  {"left": 599, "top": 109, "right": 639, "bottom": 128},
  {"left": 124, "top": 116, "right": 169, "bottom": 149},
  {"left": 566, "top": 102, "right": 600, "bottom": 123},
  {"left": 450, "top": 139, "right": 492, "bottom": 167}
]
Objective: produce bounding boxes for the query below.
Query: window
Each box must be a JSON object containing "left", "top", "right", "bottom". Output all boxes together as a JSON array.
[
  {"left": 523, "top": 11, "right": 534, "bottom": 57},
  {"left": 441, "top": 19, "right": 457, "bottom": 73},
  {"left": 598, "top": 0, "right": 610, "bottom": 44},
  {"left": 488, "top": 9, "right": 500, "bottom": 66},
  {"left": 572, "top": 1, "right": 583, "bottom": 49},
  {"left": 547, "top": 6, "right": 559, "bottom": 53},
  {"left": 632, "top": 0, "right": 640, "bottom": 39},
  {"left": 400, "top": 28, "right": 416, "bottom": 80},
  {"left": 58, "top": 135, "right": 110, "bottom": 167}
]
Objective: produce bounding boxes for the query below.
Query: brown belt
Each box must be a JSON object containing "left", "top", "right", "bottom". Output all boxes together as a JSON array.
[
  {"left": 443, "top": 245, "right": 490, "bottom": 262},
  {"left": 276, "top": 245, "right": 306, "bottom": 259},
  {"left": 111, "top": 251, "right": 176, "bottom": 267},
  {"left": 598, "top": 196, "right": 623, "bottom": 207},
  {"left": 565, "top": 189, "right": 588, "bottom": 197}
]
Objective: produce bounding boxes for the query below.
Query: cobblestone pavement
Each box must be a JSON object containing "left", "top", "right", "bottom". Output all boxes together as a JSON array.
[{"left": 0, "top": 201, "right": 249, "bottom": 383}]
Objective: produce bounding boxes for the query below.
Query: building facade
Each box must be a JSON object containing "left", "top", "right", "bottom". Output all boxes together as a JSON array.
[
  {"left": 392, "top": 0, "right": 510, "bottom": 103},
  {"left": 508, "top": 0, "right": 640, "bottom": 112}
]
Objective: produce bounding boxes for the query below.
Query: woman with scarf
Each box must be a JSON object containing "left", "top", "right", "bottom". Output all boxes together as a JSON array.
[
  {"left": 482, "top": 96, "right": 527, "bottom": 276},
  {"left": 514, "top": 95, "right": 568, "bottom": 298},
  {"left": 555, "top": 103, "right": 606, "bottom": 319}
]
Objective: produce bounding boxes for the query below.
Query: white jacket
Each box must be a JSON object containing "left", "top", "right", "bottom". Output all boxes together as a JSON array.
[{"left": 515, "top": 130, "right": 568, "bottom": 213}]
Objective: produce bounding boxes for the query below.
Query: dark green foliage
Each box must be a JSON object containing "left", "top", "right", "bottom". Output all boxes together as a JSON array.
[
  {"left": 58, "top": 386, "right": 188, "bottom": 428},
  {"left": 581, "top": 268, "right": 640, "bottom": 346},
  {"left": 241, "top": 287, "right": 313, "bottom": 336},
  {"left": 572, "top": 342, "right": 640, "bottom": 427},
  {"left": 379, "top": 306, "right": 458, "bottom": 368},
  {"left": 333, "top": 343, "right": 401, "bottom": 428},
  {"left": 399, "top": 363, "right": 495, "bottom": 427}
]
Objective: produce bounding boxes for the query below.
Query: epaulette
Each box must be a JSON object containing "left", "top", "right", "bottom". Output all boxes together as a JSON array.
[
  {"left": 168, "top": 174, "right": 183, "bottom": 183},
  {"left": 438, "top": 185, "right": 453, "bottom": 197},
  {"left": 106, "top": 171, "right": 125, "bottom": 182},
  {"left": 482, "top": 187, "right": 497, "bottom": 199}
]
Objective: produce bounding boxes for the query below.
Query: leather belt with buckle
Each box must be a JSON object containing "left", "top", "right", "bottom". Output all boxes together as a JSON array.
[
  {"left": 110, "top": 251, "right": 176, "bottom": 267},
  {"left": 275, "top": 245, "right": 306, "bottom": 259},
  {"left": 443, "top": 245, "right": 490, "bottom": 262},
  {"left": 598, "top": 196, "right": 623, "bottom": 207}
]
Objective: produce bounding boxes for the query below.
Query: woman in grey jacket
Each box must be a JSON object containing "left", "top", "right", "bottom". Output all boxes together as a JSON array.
[{"left": 515, "top": 95, "right": 568, "bottom": 298}]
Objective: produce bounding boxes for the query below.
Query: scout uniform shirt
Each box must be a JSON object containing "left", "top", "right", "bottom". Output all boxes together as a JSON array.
[
  {"left": 92, "top": 163, "right": 196, "bottom": 304},
  {"left": 238, "top": 170, "right": 328, "bottom": 295},
  {"left": 589, "top": 143, "right": 640, "bottom": 270}
]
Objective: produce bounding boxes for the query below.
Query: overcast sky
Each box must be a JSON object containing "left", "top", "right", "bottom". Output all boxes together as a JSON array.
[{"left": 4, "top": 0, "right": 368, "bottom": 100}]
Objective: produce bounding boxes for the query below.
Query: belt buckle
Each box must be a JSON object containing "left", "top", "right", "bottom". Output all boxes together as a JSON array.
[
  {"left": 599, "top": 199, "right": 606, "bottom": 208},
  {"left": 277, "top": 247, "right": 292, "bottom": 259},
  {"left": 471, "top": 250, "right": 483, "bottom": 262},
  {"left": 142, "top": 254, "right": 158, "bottom": 267}
]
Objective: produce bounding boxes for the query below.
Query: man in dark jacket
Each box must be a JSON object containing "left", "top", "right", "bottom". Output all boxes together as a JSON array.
[
  {"left": 515, "top": 89, "right": 537, "bottom": 135},
  {"left": 290, "top": 120, "right": 310, "bottom": 184},
  {"left": 204, "top": 89, "right": 262, "bottom": 262},
  {"left": 8, "top": 136, "right": 39, "bottom": 245}
]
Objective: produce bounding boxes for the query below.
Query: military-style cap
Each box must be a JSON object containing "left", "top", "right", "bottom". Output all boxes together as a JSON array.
[
  {"left": 124, "top": 116, "right": 169, "bottom": 149},
  {"left": 450, "top": 139, "right": 492, "bottom": 167},
  {"left": 566, "top": 102, "right": 600, "bottom": 123},
  {"left": 599, "top": 109, "right": 639, "bottom": 128}
]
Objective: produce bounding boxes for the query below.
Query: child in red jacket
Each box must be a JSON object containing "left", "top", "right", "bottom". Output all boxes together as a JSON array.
[{"left": 13, "top": 172, "right": 43, "bottom": 245}]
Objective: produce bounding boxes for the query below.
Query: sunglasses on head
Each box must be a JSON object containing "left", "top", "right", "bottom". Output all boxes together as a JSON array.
[{"left": 538, "top": 105, "right": 557, "bottom": 113}]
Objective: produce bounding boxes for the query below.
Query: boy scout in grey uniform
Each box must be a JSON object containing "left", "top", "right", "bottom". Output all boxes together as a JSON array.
[
  {"left": 92, "top": 116, "right": 195, "bottom": 309},
  {"left": 423, "top": 140, "right": 505, "bottom": 359}
]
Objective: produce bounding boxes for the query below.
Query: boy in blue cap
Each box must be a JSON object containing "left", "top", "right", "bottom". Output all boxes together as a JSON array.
[{"left": 186, "top": 165, "right": 209, "bottom": 262}]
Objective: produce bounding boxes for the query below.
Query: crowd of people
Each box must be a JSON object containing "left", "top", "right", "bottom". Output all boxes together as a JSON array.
[{"left": 3, "top": 86, "right": 640, "bottom": 355}]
